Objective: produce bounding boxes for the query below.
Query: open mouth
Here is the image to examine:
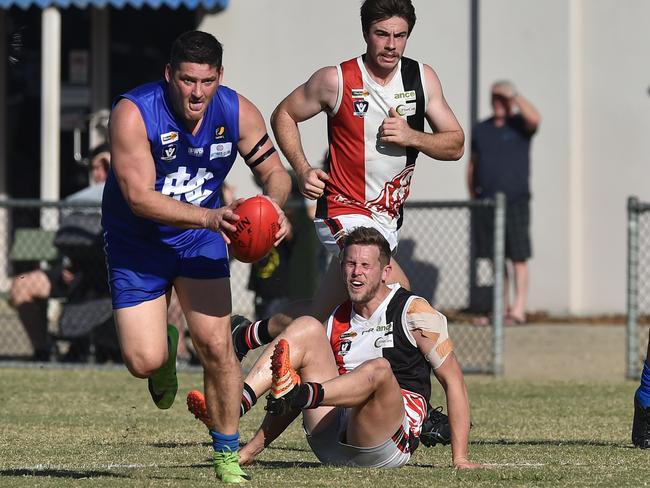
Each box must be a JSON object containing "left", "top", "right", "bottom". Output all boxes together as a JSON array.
[{"left": 350, "top": 280, "right": 364, "bottom": 290}]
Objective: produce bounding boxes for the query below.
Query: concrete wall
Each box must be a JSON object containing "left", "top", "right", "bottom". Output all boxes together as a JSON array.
[{"left": 200, "top": 0, "right": 650, "bottom": 315}]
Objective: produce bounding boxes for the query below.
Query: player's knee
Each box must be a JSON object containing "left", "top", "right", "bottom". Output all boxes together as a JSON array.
[
  {"left": 193, "top": 333, "right": 233, "bottom": 366},
  {"left": 9, "top": 280, "right": 32, "bottom": 306},
  {"left": 286, "top": 315, "right": 325, "bottom": 342},
  {"left": 361, "top": 357, "right": 393, "bottom": 386},
  {"left": 123, "top": 350, "right": 166, "bottom": 378}
]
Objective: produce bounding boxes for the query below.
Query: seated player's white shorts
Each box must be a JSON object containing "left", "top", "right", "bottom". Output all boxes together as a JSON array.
[
  {"left": 305, "top": 407, "right": 412, "bottom": 468},
  {"left": 314, "top": 214, "right": 399, "bottom": 255}
]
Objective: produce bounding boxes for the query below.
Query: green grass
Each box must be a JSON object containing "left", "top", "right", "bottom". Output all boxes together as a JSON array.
[{"left": 0, "top": 367, "right": 648, "bottom": 487}]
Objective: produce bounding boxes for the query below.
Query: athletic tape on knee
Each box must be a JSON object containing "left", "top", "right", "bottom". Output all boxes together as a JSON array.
[{"left": 406, "top": 308, "right": 453, "bottom": 369}]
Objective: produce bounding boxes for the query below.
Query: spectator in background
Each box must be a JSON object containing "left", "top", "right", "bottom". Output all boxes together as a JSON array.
[
  {"left": 10, "top": 143, "right": 110, "bottom": 361},
  {"left": 467, "top": 80, "right": 540, "bottom": 325}
]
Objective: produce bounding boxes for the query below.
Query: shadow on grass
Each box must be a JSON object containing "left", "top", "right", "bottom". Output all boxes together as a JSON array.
[
  {"left": 252, "top": 460, "right": 322, "bottom": 469},
  {"left": 473, "top": 439, "right": 628, "bottom": 448},
  {"left": 0, "top": 468, "right": 129, "bottom": 479}
]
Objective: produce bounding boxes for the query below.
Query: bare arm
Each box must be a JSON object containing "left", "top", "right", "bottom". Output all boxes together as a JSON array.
[
  {"left": 238, "top": 94, "right": 291, "bottom": 243},
  {"left": 407, "top": 298, "right": 479, "bottom": 469},
  {"left": 238, "top": 94, "right": 291, "bottom": 208},
  {"left": 432, "top": 353, "right": 478, "bottom": 469},
  {"left": 271, "top": 67, "right": 338, "bottom": 199},
  {"left": 493, "top": 83, "right": 541, "bottom": 133},
  {"left": 238, "top": 410, "right": 301, "bottom": 466},
  {"left": 379, "top": 64, "right": 464, "bottom": 161},
  {"left": 109, "top": 99, "right": 240, "bottom": 236},
  {"left": 512, "top": 93, "right": 541, "bottom": 133}
]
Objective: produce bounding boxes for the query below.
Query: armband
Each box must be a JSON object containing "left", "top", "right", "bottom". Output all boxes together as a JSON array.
[
  {"left": 247, "top": 146, "right": 277, "bottom": 169},
  {"left": 244, "top": 133, "right": 270, "bottom": 162}
]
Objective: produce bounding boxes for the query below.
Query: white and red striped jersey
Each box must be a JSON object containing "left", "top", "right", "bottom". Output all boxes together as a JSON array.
[
  {"left": 325, "top": 284, "right": 431, "bottom": 435},
  {"left": 316, "top": 56, "right": 427, "bottom": 232}
]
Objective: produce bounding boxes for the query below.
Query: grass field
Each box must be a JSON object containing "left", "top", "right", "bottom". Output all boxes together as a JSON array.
[{"left": 1, "top": 366, "right": 649, "bottom": 487}]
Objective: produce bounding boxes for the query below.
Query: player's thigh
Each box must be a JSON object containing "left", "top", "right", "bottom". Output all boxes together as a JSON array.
[
  {"left": 10, "top": 269, "right": 52, "bottom": 305},
  {"left": 346, "top": 360, "right": 406, "bottom": 447},
  {"left": 173, "top": 277, "right": 232, "bottom": 347},
  {"left": 113, "top": 294, "right": 170, "bottom": 374}
]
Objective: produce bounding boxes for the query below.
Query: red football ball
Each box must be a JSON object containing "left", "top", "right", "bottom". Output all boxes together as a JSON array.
[{"left": 226, "top": 196, "right": 279, "bottom": 263}]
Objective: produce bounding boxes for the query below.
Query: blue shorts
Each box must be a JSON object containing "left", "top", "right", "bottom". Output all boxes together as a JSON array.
[{"left": 104, "top": 229, "right": 230, "bottom": 309}]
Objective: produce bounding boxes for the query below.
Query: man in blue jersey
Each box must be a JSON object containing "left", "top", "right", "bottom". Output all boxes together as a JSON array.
[{"left": 102, "top": 30, "right": 291, "bottom": 483}]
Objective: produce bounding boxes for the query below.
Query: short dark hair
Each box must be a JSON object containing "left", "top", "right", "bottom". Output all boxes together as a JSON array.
[
  {"left": 360, "top": 0, "right": 417, "bottom": 36},
  {"left": 341, "top": 227, "right": 391, "bottom": 267},
  {"left": 169, "top": 31, "right": 223, "bottom": 71}
]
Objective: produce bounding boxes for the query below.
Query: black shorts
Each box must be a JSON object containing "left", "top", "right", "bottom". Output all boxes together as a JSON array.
[{"left": 472, "top": 199, "right": 531, "bottom": 262}]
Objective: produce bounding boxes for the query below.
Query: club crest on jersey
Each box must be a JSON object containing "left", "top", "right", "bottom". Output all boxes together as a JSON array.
[
  {"left": 351, "top": 88, "right": 369, "bottom": 98},
  {"left": 396, "top": 103, "right": 416, "bottom": 117},
  {"left": 161, "top": 144, "right": 177, "bottom": 161},
  {"left": 215, "top": 126, "right": 226, "bottom": 139},
  {"left": 160, "top": 131, "right": 179, "bottom": 145},
  {"left": 210, "top": 142, "right": 232, "bottom": 160},
  {"left": 188, "top": 147, "right": 204, "bottom": 157},
  {"left": 353, "top": 100, "right": 369, "bottom": 118}
]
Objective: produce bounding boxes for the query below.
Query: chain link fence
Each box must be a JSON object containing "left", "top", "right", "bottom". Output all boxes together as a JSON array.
[
  {"left": 0, "top": 196, "right": 506, "bottom": 374},
  {"left": 626, "top": 197, "right": 650, "bottom": 379},
  {"left": 398, "top": 195, "right": 505, "bottom": 374}
]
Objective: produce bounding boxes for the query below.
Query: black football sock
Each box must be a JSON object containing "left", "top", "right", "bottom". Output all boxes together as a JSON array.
[
  {"left": 290, "top": 382, "right": 325, "bottom": 410},
  {"left": 242, "top": 319, "right": 272, "bottom": 352},
  {"left": 240, "top": 382, "right": 257, "bottom": 417}
]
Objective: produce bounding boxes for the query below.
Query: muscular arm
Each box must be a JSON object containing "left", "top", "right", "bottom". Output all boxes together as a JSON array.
[
  {"left": 238, "top": 94, "right": 291, "bottom": 207},
  {"left": 237, "top": 94, "right": 291, "bottom": 243},
  {"left": 271, "top": 67, "right": 338, "bottom": 199},
  {"left": 109, "top": 99, "right": 239, "bottom": 234},
  {"left": 407, "top": 299, "right": 478, "bottom": 469},
  {"left": 379, "top": 64, "right": 464, "bottom": 161}
]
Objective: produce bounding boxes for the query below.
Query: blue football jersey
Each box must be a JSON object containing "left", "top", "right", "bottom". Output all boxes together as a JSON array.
[{"left": 102, "top": 80, "right": 240, "bottom": 248}]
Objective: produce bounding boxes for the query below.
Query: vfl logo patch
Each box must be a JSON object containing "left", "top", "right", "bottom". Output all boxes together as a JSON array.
[
  {"left": 353, "top": 100, "right": 369, "bottom": 118},
  {"left": 210, "top": 142, "right": 232, "bottom": 160},
  {"left": 160, "top": 131, "right": 179, "bottom": 144},
  {"left": 215, "top": 126, "right": 226, "bottom": 139},
  {"left": 161, "top": 144, "right": 177, "bottom": 161},
  {"left": 339, "top": 340, "right": 352, "bottom": 356},
  {"left": 351, "top": 88, "right": 369, "bottom": 98},
  {"left": 188, "top": 147, "right": 204, "bottom": 157}
]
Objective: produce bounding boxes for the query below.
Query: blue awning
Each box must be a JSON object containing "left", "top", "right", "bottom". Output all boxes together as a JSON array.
[{"left": 1, "top": 0, "right": 227, "bottom": 9}]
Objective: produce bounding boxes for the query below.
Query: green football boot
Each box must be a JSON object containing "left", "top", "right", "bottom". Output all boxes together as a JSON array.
[
  {"left": 147, "top": 324, "right": 179, "bottom": 409},
  {"left": 213, "top": 448, "right": 250, "bottom": 483}
]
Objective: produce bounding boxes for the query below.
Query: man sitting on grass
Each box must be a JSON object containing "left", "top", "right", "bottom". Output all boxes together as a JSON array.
[{"left": 189, "top": 227, "right": 481, "bottom": 469}]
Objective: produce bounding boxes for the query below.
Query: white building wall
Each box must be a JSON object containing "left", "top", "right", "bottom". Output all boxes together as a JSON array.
[{"left": 200, "top": 0, "right": 650, "bottom": 315}]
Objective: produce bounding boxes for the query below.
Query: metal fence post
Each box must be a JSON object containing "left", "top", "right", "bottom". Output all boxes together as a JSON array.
[
  {"left": 627, "top": 196, "right": 640, "bottom": 379},
  {"left": 492, "top": 193, "right": 506, "bottom": 375}
]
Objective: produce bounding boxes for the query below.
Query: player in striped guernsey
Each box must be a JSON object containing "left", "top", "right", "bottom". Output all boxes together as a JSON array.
[
  {"left": 231, "top": 0, "right": 465, "bottom": 371},
  {"left": 193, "top": 227, "right": 480, "bottom": 469}
]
